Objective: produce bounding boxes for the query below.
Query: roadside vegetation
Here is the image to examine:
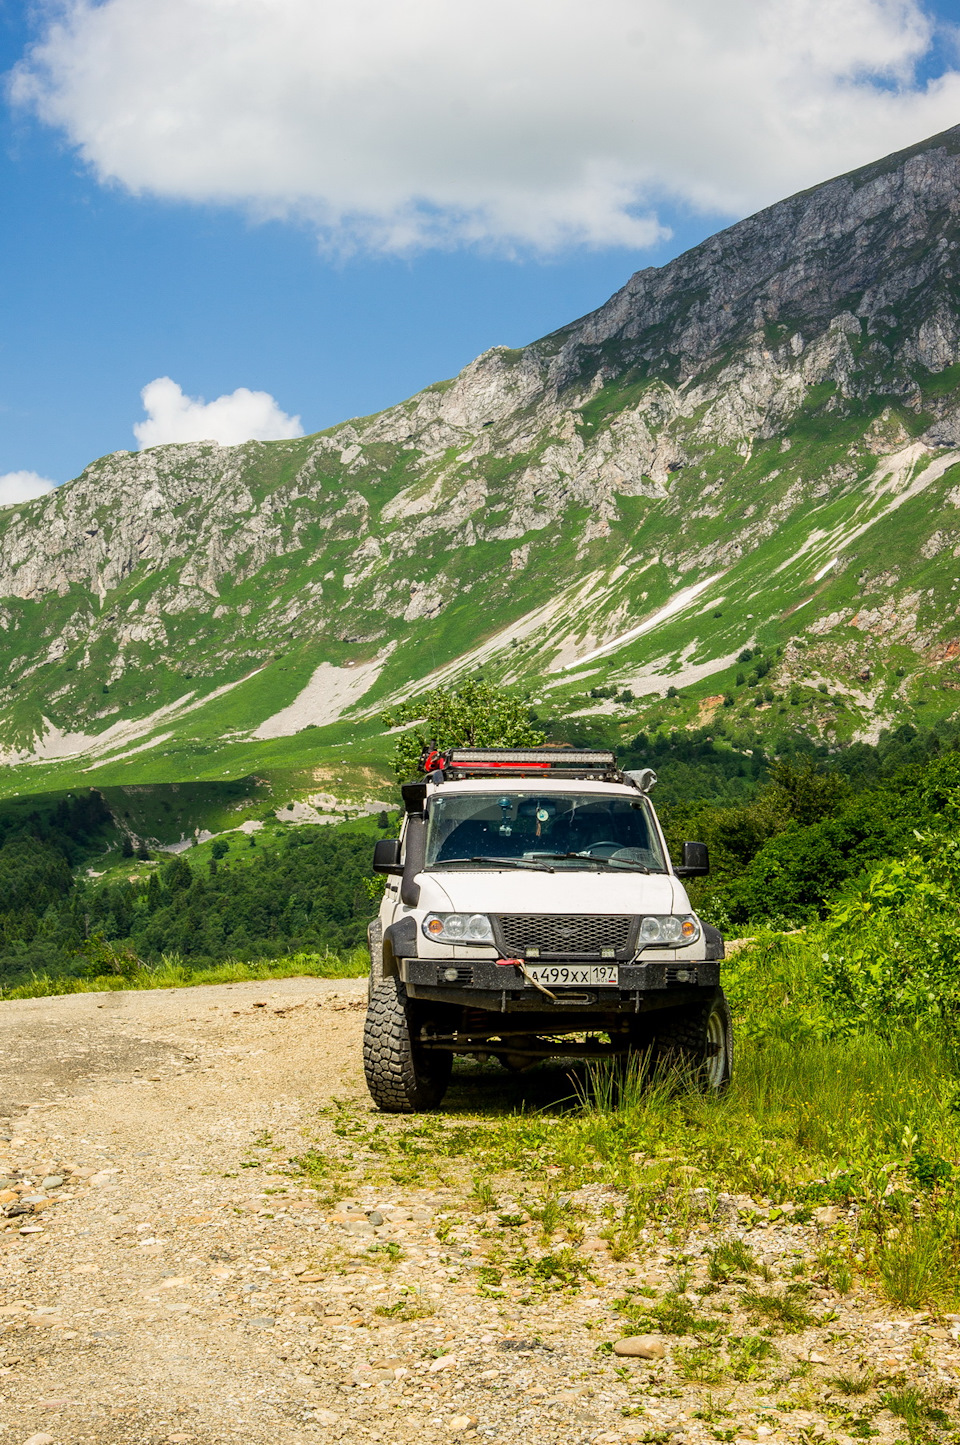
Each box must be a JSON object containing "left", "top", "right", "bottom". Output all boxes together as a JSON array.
[
  {"left": 0, "top": 946, "right": 368, "bottom": 999},
  {"left": 0, "top": 807, "right": 391, "bottom": 995},
  {"left": 304, "top": 912, "right": 960, "bottom": 1313},
  {"left": 8, "top": 691, "right": 960, "bottom": 1319}
]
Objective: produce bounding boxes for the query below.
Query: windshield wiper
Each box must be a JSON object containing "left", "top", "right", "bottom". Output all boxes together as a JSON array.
[
  {"left": 594, "top": 858, "right": 654, "bottom": 873},
  {"left": 468, "top": 855, "right": 556, "bottom": 872},
  {"left": 531, "top": 851, "right": 651, "bottom": 873},
  {"left": 526, "top": 851, "right": 602, "bottom": 870}
]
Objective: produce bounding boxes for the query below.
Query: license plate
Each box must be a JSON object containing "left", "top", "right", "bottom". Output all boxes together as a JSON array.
[{"left": 526, "top": 964, "right": 619, "bottom": 987}]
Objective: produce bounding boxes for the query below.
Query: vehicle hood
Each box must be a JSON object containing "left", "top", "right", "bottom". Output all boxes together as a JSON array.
[{"left": 418, "top": 869, "right": 682, "bottom": 915}]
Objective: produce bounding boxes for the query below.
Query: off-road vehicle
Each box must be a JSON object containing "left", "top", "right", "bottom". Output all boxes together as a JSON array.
[{"left": 363, "top": 747, "right": 730, "bottom": 1111}]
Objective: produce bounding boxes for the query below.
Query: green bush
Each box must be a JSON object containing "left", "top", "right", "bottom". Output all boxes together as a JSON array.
[
  {"left": 818, "top": 839, "right": 960, "bottom": 1042},
  {"left": 381, "top": 679, "right": 544, "bottom": 781}
]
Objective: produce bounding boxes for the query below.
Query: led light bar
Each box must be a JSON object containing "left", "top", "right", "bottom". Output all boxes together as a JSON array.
[
  {"left": 421, "top": 747, "right": 624, "bottom": 782},
  {"left": 446, "top": 748, "right": 617, "bottom": 769}
]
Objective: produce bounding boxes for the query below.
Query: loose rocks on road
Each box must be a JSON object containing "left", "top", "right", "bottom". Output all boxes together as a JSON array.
[{"left": 0, "top": 976, "right": 954, "bottom": 1445}]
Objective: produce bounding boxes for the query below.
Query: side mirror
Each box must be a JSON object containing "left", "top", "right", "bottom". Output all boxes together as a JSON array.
[
  {"left": 372, "top": 838, "right": 403, "bottom": 875},
  {"left": 675, "top": 840, "right": 709, "bottom": 878}
]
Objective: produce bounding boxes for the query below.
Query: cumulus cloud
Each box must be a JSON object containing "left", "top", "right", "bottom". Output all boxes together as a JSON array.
[
  {"left": 134, "top": 377, "right": 303, "bottom": 449},
  {"left": 0, "top": 470, "right": 57, "bottom": 507},
  {"left": 10, "top": 0, "right": 960, "bottom": 253}
]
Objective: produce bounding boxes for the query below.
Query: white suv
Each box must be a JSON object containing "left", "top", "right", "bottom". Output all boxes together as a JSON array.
[{"left": 364, "top": 748, "right": 731, "bottom": 1111}]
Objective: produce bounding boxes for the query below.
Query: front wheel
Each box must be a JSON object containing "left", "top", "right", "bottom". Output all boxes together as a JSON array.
[
  {"left": 363, "top": 976, "right": 452, "bottom": 1113},
  {"left": 649, "top": 989, "right": 733, "bottom": 1092}
]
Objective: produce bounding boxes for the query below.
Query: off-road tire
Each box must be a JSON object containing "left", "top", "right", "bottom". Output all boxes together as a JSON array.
[
  {"left": 363, "top": 976, "right": 452, "bottom": 1113},
  {"left": 649, "top": 988, "right": 733, "bottom": 1092}
]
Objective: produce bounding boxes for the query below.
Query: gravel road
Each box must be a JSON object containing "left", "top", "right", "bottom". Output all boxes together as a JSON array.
[{"left": 0, "top": 980, "right": 955, "bottom": 1445}]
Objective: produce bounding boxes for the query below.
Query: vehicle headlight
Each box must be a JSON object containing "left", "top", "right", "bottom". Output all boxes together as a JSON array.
[
  {"left": 639, "top": 914, "right": 701, "bottom": 946},
  {"left": 422, "top": 912, "right": 495, "bottom": 945}
]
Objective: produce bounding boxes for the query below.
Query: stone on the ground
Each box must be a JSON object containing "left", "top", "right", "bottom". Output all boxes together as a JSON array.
[
  {"left": 613, "top": 1335, "right": 666, "bottom": 1359},
  {"left": 429, "top": 1353, "right": 458, "bottom": 1372}
]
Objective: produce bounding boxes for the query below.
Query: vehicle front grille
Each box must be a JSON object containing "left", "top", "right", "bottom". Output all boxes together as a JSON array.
[{"left": 495, "top": 914, "right": 634, "bottom": 959}]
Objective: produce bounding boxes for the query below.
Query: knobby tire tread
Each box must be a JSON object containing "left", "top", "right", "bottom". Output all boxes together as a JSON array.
[{"left": 363, "top": 976, "right": 451, "bottom": 1113}]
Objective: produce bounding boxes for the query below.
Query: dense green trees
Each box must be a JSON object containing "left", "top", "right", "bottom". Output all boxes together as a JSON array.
[
  {"left": 85, "top": 827, "right": 376, "bottom": 965},
  {"left": 656, "top": 743, "right": 960, "bottom": 927},
  {"left": 0, "top": 797, "right": 377, "bottom": 988},
  {"left": 0, "top": 791, "right": 113, "bottom": 981},
  {"left": 4, "top": 718, "right": 960, "bottom": 992}
]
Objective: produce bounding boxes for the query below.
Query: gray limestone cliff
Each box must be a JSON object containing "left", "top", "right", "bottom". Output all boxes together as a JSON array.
[{"left": 4, "top": 125, "right": 960, "bottom": 755}]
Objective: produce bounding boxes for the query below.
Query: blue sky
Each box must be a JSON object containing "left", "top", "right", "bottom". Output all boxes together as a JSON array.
[{"left": 2, "top": 0, "right": 960, "bottom": 489}]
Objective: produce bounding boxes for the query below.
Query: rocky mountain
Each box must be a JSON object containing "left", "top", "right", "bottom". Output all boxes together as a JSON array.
[{"left": 5, "top": 123, "right": 960, "bottom": 798}]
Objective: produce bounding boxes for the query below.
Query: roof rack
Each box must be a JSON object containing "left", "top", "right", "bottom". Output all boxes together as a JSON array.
[{"left": 425, "top": 746, "right": 624, "bottom": 783}]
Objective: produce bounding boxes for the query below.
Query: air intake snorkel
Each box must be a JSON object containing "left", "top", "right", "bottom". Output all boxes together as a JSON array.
[{"left": 400, "top": 781, "right": 428, "bottom": 907}]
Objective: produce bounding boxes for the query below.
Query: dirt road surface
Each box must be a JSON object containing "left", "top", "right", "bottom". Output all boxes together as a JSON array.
[{"left": 0, "top": 980, "right": 955, "bottom": 1445}]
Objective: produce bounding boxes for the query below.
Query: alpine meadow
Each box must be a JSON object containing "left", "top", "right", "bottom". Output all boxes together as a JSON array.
[{"left": 8, "top": 119, "right": 960, "bottom": 1339}]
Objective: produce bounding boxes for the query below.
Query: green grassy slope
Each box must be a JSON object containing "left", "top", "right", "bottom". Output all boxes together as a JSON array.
[{"left": 3, "top": 128, "right": 960, "bottom": 817}]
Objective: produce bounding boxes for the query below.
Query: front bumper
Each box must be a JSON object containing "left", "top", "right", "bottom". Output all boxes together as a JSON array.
[{"left": 401, "top": 957, "right": 720, "bottom": 1012}]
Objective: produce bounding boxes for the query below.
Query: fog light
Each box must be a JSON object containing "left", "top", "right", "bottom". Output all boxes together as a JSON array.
[
  {"left": 675, "top": 969, "right": 692, "bottom": 983},
  {"left": 443, "top": 967, "right": 459, "bottom": 982}
]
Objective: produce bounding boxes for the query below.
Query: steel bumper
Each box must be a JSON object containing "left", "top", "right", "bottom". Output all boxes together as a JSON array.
[{"left": 401, "top": 957, "right": 720, "bottom": 1012}]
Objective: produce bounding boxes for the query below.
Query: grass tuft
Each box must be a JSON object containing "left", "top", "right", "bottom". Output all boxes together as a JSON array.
[
  {"left": 830, "top": 1370, "right": 877, "bottom": 1396},
  {"left": 740, "top": 1283, "right": 815, "bottom": 1332},
  {"left": 707, "top": 1240, "right": 757, "bottom": 1283}
]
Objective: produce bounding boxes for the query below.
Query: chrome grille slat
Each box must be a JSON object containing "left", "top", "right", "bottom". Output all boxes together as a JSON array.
[{"left": 495, "top": 914, "right": 633, "bottom": 958}]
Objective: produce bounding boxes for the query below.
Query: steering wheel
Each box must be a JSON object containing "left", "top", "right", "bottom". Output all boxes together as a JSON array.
[{"left": 578, "top": 841, "right": 622, "bottom": 858}]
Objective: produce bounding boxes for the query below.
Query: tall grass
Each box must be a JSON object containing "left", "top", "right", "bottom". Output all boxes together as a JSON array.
[
  {"left": 435, "top": 1029, "right": 960, "bottom": 1307},
  {"left": 0, "top": 947, "right": 368, "bottom": 1001},
  {"left": 363, "top": 963, "right": 960, "bottom": 1309},
  {"left": 455, "top": 1031, "right": 959, "bottom": 1197}
]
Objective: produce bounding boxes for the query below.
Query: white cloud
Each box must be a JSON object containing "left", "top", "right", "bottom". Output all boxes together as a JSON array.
[
  {"left": 133, "top": 377, "right": 303, "bottom": 449},
  {"left": 0, "top": 470, "right": 57, "bottom": 507},
  {"left": 10, "top": 0, "right": 960, "bottom": 254}
]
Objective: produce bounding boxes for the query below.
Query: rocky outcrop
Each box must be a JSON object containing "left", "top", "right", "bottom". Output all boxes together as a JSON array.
[{"left": 4, "top": 125, "right": 960, "bottom": 752}]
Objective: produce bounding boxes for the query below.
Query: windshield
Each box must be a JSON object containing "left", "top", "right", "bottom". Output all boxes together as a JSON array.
[{"left": 424, "top": 791, "right": 666, "bottom": 871}]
